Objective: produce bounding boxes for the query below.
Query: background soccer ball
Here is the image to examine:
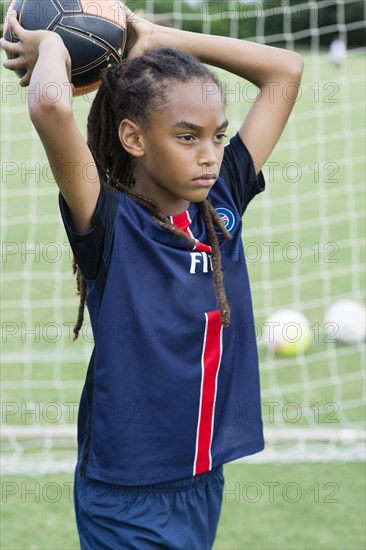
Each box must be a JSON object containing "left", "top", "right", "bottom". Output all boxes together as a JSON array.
[
  {"left": 324, "top": 299, "right": 366, "bottom": 344},
  {"left": 3, "top": 0, "right": 127, "bottom": 95},
  {"left": 264, "top": 309, "right": 311, "bottom": 357}
]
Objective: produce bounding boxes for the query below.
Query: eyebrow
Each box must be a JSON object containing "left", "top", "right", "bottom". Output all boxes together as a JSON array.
[{"left": 172, "top": 120, "right": 229, "bottom": 132}]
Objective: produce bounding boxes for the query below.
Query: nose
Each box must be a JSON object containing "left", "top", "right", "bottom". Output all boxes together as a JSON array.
[{"left": 197, "top": 139, "right": 219, "bottom": 169}]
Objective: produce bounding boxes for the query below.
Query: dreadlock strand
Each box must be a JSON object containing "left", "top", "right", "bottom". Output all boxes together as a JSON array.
[
  {"left": 199, "top": 201, "right": 231, "bottom": 327},
  {"left": 205, "top": 200, "right": 233, "bottom": 241},
  {"left": 72, "top": 259, "right": 87, "bottom": 340}
]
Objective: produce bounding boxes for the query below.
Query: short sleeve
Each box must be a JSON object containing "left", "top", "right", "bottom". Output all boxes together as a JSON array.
[
  {"left": 59, "top": 184, "right": 120, "bottom": 280},
  {"left": 219, "top": 133, "right": 265, "bottom": 215}
]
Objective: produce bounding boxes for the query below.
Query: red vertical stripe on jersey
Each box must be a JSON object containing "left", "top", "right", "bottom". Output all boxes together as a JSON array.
[
  {"left": 193, "top": 310, "right": 223, "bottom": 475},
  {"left": 170, "top": 211, "right": 212, "bottom": 253},
  {"left": 170, "top": 210, "right": 196, "bottom": 241}
]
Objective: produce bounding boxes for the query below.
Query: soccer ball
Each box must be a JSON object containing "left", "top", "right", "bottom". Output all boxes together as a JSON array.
[
  {"left": 263, "top": 309, "right": 311, "bottom": 357},
  {"left": 324, "top": 299, "right": 366, "bottom": 344},
  {"left": 3, "top": 0, "right": 127, "bottom": 95}
]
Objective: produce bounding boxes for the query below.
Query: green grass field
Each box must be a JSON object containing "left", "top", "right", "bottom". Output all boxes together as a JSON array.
[{"left": 1, "top": 50, "right": 365, "bottom": 549}]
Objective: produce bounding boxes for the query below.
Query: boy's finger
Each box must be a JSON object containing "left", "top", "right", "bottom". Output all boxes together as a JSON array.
[
  {"left": 6, "top": 11, "right": 24, "bottom": 37},
  {"left": 3, "top": 56, "right": 23, "bottom": 71},
  {"left": 19, "top": 69, "right": 30, "bottom": 87},
  {"left": 0, "top": 38, "right": 22, "bottom": 55}
]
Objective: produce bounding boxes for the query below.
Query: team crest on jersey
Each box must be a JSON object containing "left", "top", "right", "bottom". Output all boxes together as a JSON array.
[{"left": 215, "top": 206, "right": 236, "bottom": 233}]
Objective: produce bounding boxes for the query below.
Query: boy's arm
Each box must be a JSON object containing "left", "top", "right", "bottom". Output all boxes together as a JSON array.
[
  {"left": 1, "top": 14, "right": 100, "bottom": 235},
  {"left": 126, "top": 11, "right": 304, "bottom": 174}
]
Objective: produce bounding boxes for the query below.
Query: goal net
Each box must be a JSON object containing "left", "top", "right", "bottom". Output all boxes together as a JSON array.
[{"left": 1, "top": 0, "right": 365, "bottom": 475}]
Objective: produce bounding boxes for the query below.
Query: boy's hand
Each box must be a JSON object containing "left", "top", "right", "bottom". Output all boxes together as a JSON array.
[
  {"left": 0, "top": 10, "right": 71, "bottom": 87},
  {"left": 123, "top": 6, "right": 156, "bottom": 59}
]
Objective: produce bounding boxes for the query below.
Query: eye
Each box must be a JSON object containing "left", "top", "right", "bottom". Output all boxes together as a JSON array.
[
  {"left": 178, "top": 135, "right": 195, "bottom": 142},
  {"left": 214, "top": 133, "right": 227, "bottom": 142}
]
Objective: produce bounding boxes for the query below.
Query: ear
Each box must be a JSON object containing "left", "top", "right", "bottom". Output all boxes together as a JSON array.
[{"left": 118, "top": 119, "right": 146, "bottom": 157}]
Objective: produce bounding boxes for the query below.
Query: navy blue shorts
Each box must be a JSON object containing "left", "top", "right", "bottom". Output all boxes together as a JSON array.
[{"left": 74, "top": 465, "right": 224, "bottom": 549}]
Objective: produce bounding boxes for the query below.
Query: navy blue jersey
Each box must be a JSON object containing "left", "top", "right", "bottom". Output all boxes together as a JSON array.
[{"left": 60, "top": 133, "right": 265, "bottom": 485}]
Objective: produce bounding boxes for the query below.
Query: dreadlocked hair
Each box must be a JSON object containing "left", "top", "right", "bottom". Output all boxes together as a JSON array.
[{"left": 72, "top": 48, "right": 232, "bottom": 340}]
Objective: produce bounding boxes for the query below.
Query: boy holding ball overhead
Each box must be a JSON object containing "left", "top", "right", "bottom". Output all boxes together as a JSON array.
[{"left": 1, "top": 5, "right": 303, "bottom": 549}]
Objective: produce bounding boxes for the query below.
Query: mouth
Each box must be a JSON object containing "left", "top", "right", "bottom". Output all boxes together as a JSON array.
[{"left": 192, "top": 174, "right": 218, "bottom": 187}]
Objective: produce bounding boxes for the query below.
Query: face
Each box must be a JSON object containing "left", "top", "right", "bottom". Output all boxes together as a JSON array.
[{"left": 121, "top": 80, "right": 228, "bottom": 216}]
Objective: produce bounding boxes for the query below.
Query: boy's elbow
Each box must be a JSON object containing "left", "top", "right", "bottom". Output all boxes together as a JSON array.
[
  {"left": 286, "top": 52, "right": 305, "bottom": 82},
  {"left": 29, "top": 99, "right": 72, "bottom": 129}
]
